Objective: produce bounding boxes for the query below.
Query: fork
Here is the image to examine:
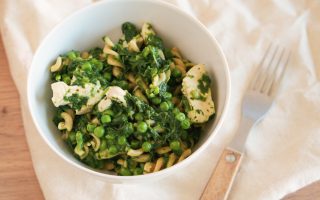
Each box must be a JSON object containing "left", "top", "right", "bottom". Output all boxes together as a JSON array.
[{"left": 201, "top": 44, "right": 291, "bottom": 200}]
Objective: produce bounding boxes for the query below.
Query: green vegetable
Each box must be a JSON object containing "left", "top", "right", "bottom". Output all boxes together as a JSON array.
[
  {"left": 103, "top": 109, "right": 114, "bottom": 116},
  {"left": 101, "top": 114, "right": 111, "bottom": 124},
  {"left": 105, "top": 133, "right": 115, "bottom": 140},
  {"left": 134, "top": 113, "right": 144, "bottom": 121},
  {"left": 119, "top": 167, "right": 132, "bottom": 176},
  {"left": 74, "top": 131, "right": 85, "bottom": 157},
  {"left": 100, "top": 139, "right": 107, "bottom": 151},
  {"left": 103, "top": 72, "right": 112, "bottom": 81},
  {"left": 86, "top": 123, "right": 96, "bottom": 132},
  {"left": 89, "top": 47, "right": 102, "bottom": 58},
  {"left": 166, "top": 101, "right": 173, "bottom": 109},
  {"left": 142, "top": 142, "right": 152, "bottom": 152},
  {"left": 163, "top": 92, "right": 172, "bottom": 99},
  {"left": 117, "top": 136, "right": 127, "bottom": 145},
  {"left": 170, "top": 140, "right": 180, "bottom": 151},
  {"left": 94, "top": 126, "right": 105, "bottom": 138},
  {"left": 62, "top": 74, "right": 71, "bottom": 85},
  {"left": 109, "top": 145, "right": 118, "bottom": 154},
  {"left": 198, "top": 74, "right": 211, "bottom": 94},
  {"left": 131, "top": 140, "right": 140, "bottom": 149},
  {"left": 160, "top": 102, "right": 170, "bottom": 111},
  {"left": 175, "top": 112, "right": 185, "bottom": 122},
  {"left": 181, "top": 119, "right": 190, "bottom": 129},
  {"left": 51, "top": 22, "right": 213, "bottom": 176},
  {"left": 172, "top": 68, "right": 181, "bottom": 77},
  {"left": 67, "top": 51, "right": 78, "bottom": 60},
  {"left": 64, "top": 94, "right": 88, "bottom": 110},
  {"left": 151, "top": 97, "right": 161, "bottom": 105},
  {"left": 134, "top": 168, "right": 143, "bottom": 175},
  {"left": 55, "top": 74, "right": 61, "bottom": 81},
  {"left": 122, "top": 22, "right": 138, "bottom": 42},
  {"left": 81, "top": 62, "right": 92, "bottom": 72},
  {"left": 145, "top": 35, "right": 164, "bottom": 49},
  {"left": 172, "top": 107, "right": 180, "bottom": 115},
  {"left": 137, "top": 121, "right": 148, "bottom": 133}
]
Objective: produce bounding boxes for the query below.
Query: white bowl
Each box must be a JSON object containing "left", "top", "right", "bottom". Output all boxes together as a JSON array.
[{"left": 27, "top": 0, "right": 230, "bottom": 183}]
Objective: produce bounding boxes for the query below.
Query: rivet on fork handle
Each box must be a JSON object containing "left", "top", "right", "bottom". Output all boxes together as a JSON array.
[
  {"left": 200, "top": 148, "right": 243, "bottom": 200},
  {"left": 225, "top": 153, "right": 236, "bottom": 163}
]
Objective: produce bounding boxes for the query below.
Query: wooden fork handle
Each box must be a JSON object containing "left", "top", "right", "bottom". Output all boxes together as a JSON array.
[{"left": 200, "top": 148, "right": 243, "bottom": 200}]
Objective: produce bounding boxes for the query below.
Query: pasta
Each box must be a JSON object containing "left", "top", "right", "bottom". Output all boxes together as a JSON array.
[
  {"left": 127, "top": 148, "right": 144, "bottom": 157},
  {"left": 50, "top": 56, "right": 63, "bottom": 72},
  {"left": 50, "top": 22, "right": 215, "bottom": 176},
  {"left": 58, "top": 112, "right": 73, "bottom": 131}
]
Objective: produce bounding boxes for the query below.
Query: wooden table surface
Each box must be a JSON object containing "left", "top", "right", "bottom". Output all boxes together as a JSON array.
[{"left": 0, "top": 36, "right": 319, "bottom": 200}]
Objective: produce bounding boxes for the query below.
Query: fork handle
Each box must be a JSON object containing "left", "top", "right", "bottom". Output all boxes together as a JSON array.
[{"left": 200, "top": 148, "right": 243, "bottom": 200}]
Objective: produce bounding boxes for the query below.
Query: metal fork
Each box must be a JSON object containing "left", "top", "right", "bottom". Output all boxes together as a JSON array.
[{"left": 201, "top": 44, "right": 291, "bottom": 200}]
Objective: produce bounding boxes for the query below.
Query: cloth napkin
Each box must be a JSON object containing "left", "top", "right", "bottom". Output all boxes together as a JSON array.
[{"left": 1, "top": 0, "right": 320, "bottom": 199}]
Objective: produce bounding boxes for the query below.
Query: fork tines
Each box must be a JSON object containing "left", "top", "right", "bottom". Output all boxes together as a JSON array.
[{"left": 250, "top": 43, "right": 291, "bottom": 95}]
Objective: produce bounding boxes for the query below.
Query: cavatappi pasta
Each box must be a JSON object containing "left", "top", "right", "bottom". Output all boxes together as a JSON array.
[{"left": 50, "top": 22, "right": 215, "bottom": 176}]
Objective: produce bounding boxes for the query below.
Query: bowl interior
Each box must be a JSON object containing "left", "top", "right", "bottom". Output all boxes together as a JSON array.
[{"left": 28, "top": 0, "right": 229, "bottom": 181}]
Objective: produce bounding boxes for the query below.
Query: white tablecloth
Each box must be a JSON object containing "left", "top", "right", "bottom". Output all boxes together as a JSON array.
[{"left": 1, "top": 0, "right": 320, "bottom": 199}]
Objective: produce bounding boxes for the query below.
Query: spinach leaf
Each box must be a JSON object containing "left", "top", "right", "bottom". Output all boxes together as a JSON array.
[{"left": 122, "top": 22, "right": 138, "bottom": 42}]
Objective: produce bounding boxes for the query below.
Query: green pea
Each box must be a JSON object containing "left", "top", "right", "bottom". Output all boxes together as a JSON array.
[
  {"left": 130, "top": 140, "right": 140, "bottom": 149},
  {"left": 151, "top": 97, "right": 161, "bottom": 105},
  {"left": 94, "top": 126, "right": 105, "bottom": 138},
  {"left": 82, "top": 62, "right": 92, "bottom": 72},
  {"left": 134, "top": 113, "right": 144, "bottom": 121},
  {"left": 99, "top": 139, "right": 107, "bottom": 151},
  {"left": 142, "top": 142, "right": 152, "bottom": 152},
  {"left": 103, "top": 72, "right": 112, "bottom": 81},
  {"left": 119, "top": 167, "right": 132, "bottom": 176},
  {"left": 134, "top": 167, "right": 143, "bottom": 175},
  {"left": 175, "top": 112, "right": 185, "bottom": 122},
  {"left": 146, "top": 89, "right": 155, "bottom": 98},
  {"left": 55, "top": 74, "right": 61, "bottom": 81},
  {"left": 67, "top": 51, "right": 77, "bottom": 60},
  {"left": 118, "top": 136, "right": 127, "bottom": 145},
  {"left": 163, "top": 92, "right": 172, "bottom": 99},
  {"left": 94, "top": 61, "right": 103, "bottom": 71},
  {"left": 166, "top": 101, "right": 173, "bottom": 109},
  {"left": 109, "top": 145, "right": 118, "bottom": 154},
  {"left": 172, "top": 107, "right": 180, "bottom": 115},
  {"left": 86, "top": 123, "right": 96, "bottom": 132},
  {"left": 170, "top": 140, "right": 180, "bottom": 151},
  {"left": 181, "top": 119, "right": 190, "bottom": 129},
  {"left": 103, "top": 109, "right": 114, "bottom": 116},
  {"left": 160, "top": 102, "right": 169, "bottom": 111},
  {"left": 152, "top": 86, "right": 160, "bottom": 95},
  {"left": 137, "top": 122, "right": 148, "bottom": 133},
  {"left": 101, "top": 114, "right": 111, "bottom": 124},
  {"left": 172, "top": 68, "right": 182, "bottom": 77}
]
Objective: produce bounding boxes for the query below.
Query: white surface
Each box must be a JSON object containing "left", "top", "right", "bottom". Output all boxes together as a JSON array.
[
  {"left": 1, "top": 0, "right": 320, "bottom": 199},
  {"left": 26, "top": 0, "right": 230, "bottom": 183}
]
